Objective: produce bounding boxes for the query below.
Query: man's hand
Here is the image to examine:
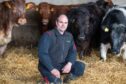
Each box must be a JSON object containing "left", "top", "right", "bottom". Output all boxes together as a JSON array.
[
  {"left": 62, "top": 62, "right": 72, "bottom": 73},
  {"left": 51, "top": 68, "right": 60, "bottom": 78}
]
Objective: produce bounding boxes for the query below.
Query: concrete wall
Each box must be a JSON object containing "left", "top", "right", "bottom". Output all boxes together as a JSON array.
[
  {"left": 113, "top": 0, "right": 126, "bottom": 5},
  {"left": 25, "top": 0, "right": 126, "bottom": 5},
  {"left": 0, "top": 0, "right": 126, "bottom": 5},
  {"left": 26, "top": 0, "right": 96, "bottom": 5}
]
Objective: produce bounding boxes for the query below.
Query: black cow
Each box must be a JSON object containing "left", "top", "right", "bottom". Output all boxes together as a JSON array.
[
  {"left": 11, "top": 9, "right": 42, "bottom": 47},
  {"left": 67, "top": 0, "right": 113, "bottom": 59},
  {"left": 100, "top": 6, "right": 126, "bottom": 62}
]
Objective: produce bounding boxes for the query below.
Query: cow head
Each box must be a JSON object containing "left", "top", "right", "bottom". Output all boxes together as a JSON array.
[
  {"left": 0, "top": 0, "right": 26, "bottom": 33},
  {"left": 111, "top": 24, "right": 126, "bottom": 54},
  {"left": 11, "top": 0, "right": 26, "bottom": 25},
  {"left": 38, "top": 2, "right": 54, "bottom": 26},
  {"left": 102, "top": 23, "right": 126, "bottom": 54},
  {"left": 96, "top": 0, "right": 113, "bottom": 13},
  {"left": 68, "top": 8, "right": 93, "bottom": 56},
  {"left": 2, "top": 0, "right": 26, "bottom": 25}
]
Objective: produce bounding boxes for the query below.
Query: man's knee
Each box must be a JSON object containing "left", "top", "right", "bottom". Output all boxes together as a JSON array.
[{"left": 71, "top": 61, "right": 85, "bottom": 76}]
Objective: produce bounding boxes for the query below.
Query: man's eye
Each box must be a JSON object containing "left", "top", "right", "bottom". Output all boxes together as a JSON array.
[
  {"left": 58, "top": 21, "right": 62, "bottom": 23},
  {"left": 58, "top": 21, "right": 68, "bottom": 24}
]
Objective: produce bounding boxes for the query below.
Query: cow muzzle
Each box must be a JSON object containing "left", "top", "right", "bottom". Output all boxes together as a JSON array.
[
  {"left": 78, "top": 36, "right": 85, "bottom": 41},
  {"left": 42, "top": 19, "right": 49, "bottom": 25},
  {"left": 18, "top": 17, "right": 27, "bottom": 25},
  {"left": 112, "top": 48, "right": 120, "bottom": 54}
]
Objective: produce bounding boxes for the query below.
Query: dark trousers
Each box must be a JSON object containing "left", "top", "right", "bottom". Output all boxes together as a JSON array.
[{"left": 38, "top": 61, "right": 85, "bottom": 83}]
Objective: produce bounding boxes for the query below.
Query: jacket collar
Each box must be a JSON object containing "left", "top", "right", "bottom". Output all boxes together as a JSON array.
[{"left": 54, "top": 28, "right": 67, "bottom": 36}]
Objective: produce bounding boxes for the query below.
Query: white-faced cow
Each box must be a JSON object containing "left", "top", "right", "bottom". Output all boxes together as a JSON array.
[
  {"left": 0, "top": 0, "right": 26, "bottom": 56},
  {"left": 100, "top": 6, "right": 126, "bottom": 62}
]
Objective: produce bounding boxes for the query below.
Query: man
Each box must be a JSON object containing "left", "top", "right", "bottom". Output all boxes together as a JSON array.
[{"left": 38, "top": 14, "right": 85, "bottom": 84}]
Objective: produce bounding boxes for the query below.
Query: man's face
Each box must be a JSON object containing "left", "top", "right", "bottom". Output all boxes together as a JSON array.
[{"left": 56, "top": 15, "right": 68, "bottom": 33}]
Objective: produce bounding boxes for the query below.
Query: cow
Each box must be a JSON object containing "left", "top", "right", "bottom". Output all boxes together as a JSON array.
[
  {"left": 11, "top": 8, "right": 42, "bottom": 47},
  {"left": 67, "top": 0, "right": 113, "bottom": 59},
  {"left": 38, "top": 2, "right": 53, "bottom": 33},
  {"left": 0, "top": 0, "right": 26, "bottom": 56},
  {"left": 38, "top": 2, "right": 80, "bottom": 33},
  {"left": 100, "top": 6, "right": 126, "bottom": 62}
]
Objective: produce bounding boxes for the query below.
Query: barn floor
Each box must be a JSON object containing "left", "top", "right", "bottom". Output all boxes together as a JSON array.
[{"left": 0, "top": 46, "right": 126, "bottom": 84}]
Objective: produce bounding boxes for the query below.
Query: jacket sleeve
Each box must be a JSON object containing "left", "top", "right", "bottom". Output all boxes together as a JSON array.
[
  {"left": 66, "top": 35, "right": 77, "bottom": 65},
  {"left": 38, "top": 33, "right": 54, "bottom": 71}
]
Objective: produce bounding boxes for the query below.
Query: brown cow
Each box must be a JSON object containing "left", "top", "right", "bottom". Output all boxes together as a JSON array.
[
  {"left": 38, "top": 2, "right": 52, "bottom": 33},
  {"left": 38, "top": 2, "right": 80, "bottom": 33},
  {"left": 0, "top": 0, "right": 26, "bottom": 56}
]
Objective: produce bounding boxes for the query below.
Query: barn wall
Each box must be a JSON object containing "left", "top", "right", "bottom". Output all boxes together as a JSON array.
[
  {"left": 0, "top": 0, "right": 126, "bottom": 5},
  {"left": 26, "top": 0, "right": 96, "bottom": 5},
  {"left": 25, "top": 0, "right": 126, "bottom": 5},
  {"left": 113, "top": 0, "right": 126, "bottom": 5}
]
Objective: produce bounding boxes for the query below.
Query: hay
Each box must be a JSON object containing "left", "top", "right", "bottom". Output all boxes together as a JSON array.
[
  {"left": 0, "top": 47, "right": 40, "bottom": 84},
  {"left": 0, "top": 47, "right": 126, "bottom": 84}
]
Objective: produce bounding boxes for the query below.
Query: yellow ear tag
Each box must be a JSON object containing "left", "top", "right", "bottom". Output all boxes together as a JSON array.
[
  {"left": 26, "top": 4, "right": 31, "bottom": 10},
  {"left": 104, "top": 27, "right": 109, "bottom": 32}
]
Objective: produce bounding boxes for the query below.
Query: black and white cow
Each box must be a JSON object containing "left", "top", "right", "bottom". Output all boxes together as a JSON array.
[{"left": 100, "top": 6, "right": 126, "bottom": 61}]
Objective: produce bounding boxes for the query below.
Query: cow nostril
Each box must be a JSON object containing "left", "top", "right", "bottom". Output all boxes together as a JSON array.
[
  {"left": 42, "top": 19, "right": 49, "bottom": 25},
  {"left": 43, "top": 19, "right": 49, "bottom": 23},
  {"left": 113, "top": 51, "right": 118, "bottom": 54},
  {"left": 112, "top": 49, "right": 119, "bottom": 54},
  {"left": 78, "top": 36, "right": 85, "bottom": 40}
]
